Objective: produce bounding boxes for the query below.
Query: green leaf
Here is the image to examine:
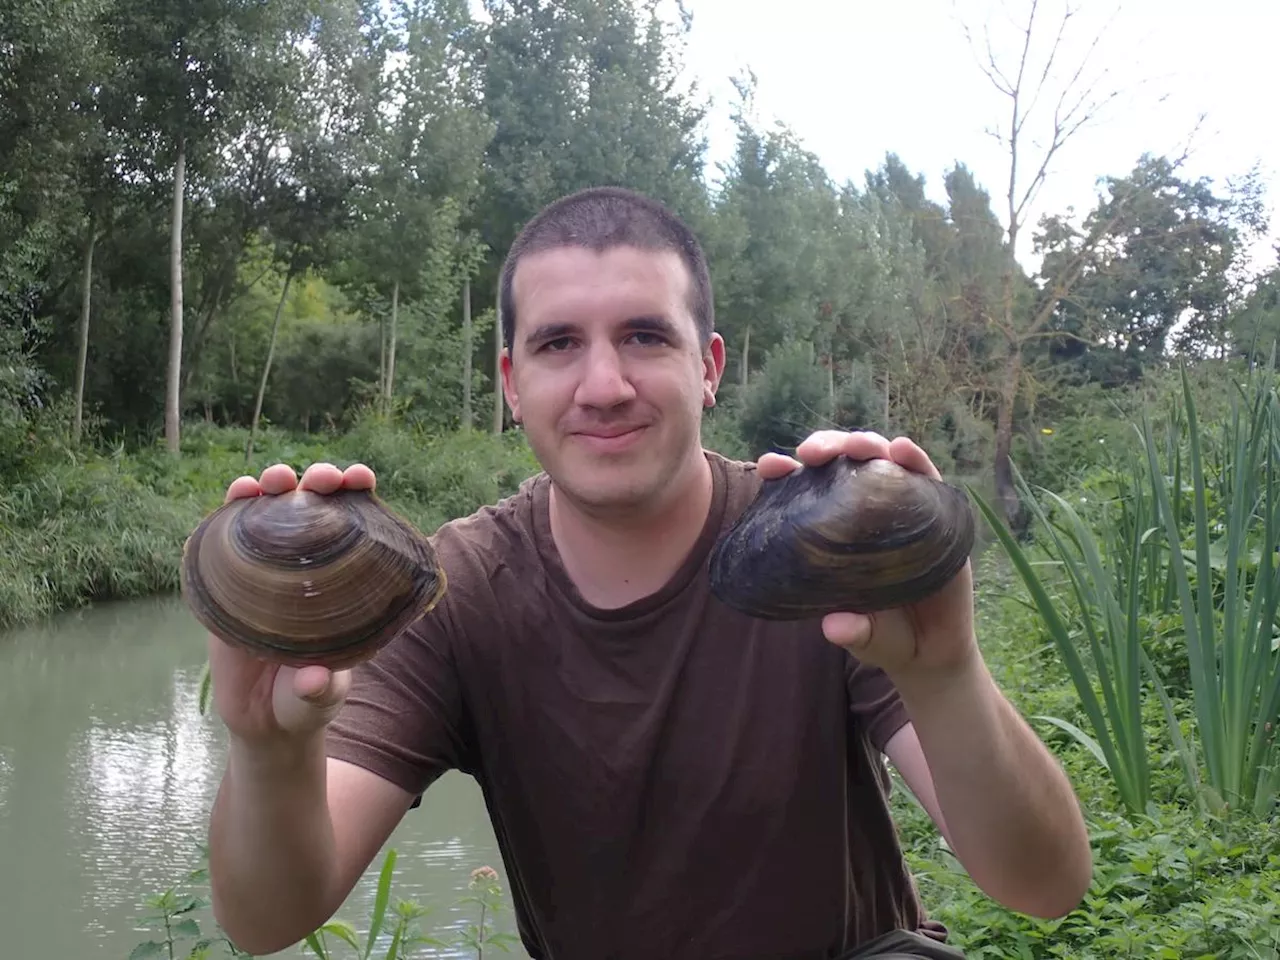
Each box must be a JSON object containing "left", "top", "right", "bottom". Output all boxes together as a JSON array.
[
  {"left": 173, "top": 917, "right": 201, "bottom": 939},
  {"left": 303, "top": 932, "right": 330, "bottom": 959},
  {"left": 1032, "top": 714, "right": 1111, "bottom": 772},
  {"left": 197, "top": 659, "right": 212, "bottom": 716},
  {"left": 363, "top": 848, "right": 397, "bottom": 958},
  {"left": 321, "top": 919, "right": 361, "bottom": 951}
]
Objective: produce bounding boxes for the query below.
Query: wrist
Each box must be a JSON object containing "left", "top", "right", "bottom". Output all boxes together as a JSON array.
[
  {"left": 888, "top": 637, "right": 989, "bottom": 705},
  {"left": 226, "top": 727, "right": 328, "bottom": 783}
]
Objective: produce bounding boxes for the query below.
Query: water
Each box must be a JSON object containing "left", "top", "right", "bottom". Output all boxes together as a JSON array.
[{"left": 0, "top": 595, "right": 526, "bottom": 959}]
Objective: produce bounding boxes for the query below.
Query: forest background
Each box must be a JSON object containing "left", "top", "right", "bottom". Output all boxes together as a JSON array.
[{"left": 4, "top": 0, "right": 1280, "bottom": 956}]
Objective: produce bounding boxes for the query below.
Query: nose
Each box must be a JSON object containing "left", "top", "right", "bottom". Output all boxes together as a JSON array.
[{"left": 574, "top": 342, "right": 636, "bottom": 409}]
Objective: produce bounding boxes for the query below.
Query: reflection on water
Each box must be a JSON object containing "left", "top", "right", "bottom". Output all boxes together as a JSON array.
[
  {"left": 0, "top": 746, "right": 11, "bottom": 809},
  {"left": 0, "top": 596, "right": 524, "bottom": 958}
]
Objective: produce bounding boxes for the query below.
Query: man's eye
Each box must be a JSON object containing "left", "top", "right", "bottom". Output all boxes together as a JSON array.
[
  {"left": 630, "top": 332, "right": 664, "bottom": 346},
  {"left": 543, "top": 337, "right": 573, "bottom": 351}
]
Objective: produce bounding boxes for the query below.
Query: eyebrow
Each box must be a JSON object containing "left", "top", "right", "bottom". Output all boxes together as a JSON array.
[
  {"left": 524, "top": 315, "right": 681, "bottom": 346},
  {"left": 624, "top": 315, "right": 680, "bottom": 339},
  {"left": 524, "top": 322, "right": 578, "bottom": 346}
]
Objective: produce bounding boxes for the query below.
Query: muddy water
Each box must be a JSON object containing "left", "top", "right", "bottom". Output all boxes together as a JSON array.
[{"left": 0, "top": 595, "right": 524, "bottom": 958}]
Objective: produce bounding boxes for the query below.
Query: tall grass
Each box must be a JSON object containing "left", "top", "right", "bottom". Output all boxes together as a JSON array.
[
  {"left": 0, "top": 418, "right": 542, "bottom": 631},
  {"left": 974, "top": 467, "right": 1162, "bottom": 815},
  {"left": 0, "top": 459, "right": 201, "bottom": 628},
  {"left": 1142, "top": 366, "right": 1280, "bottom": 816},
  {"left": 977, "top": 363, "right": 1280, "bottom": 820}
]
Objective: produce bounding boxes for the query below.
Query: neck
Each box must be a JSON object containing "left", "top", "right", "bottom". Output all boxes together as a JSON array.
[{"left": 549, "top": 450, "right": 714, "bottom": 610}]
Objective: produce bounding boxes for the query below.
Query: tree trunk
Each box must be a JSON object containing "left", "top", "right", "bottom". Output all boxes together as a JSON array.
[
  {"left": 384, "top": 278, "right": 399, "bottom": 413},
  {"left": 245, "top": 268, "right": 294, "bottom": 463},
  {"left": 883, "top": 368, "right": 890, "bottom": 433},
  {"left": 992, "top": 227, "right": 1029, "bottom": 534},
  {"left": 165, "top": 139, "right": 186, "bottom": 456},
  {"left": 461, "top": 277, "right": 472, "bottom": 430},
  {"left": 378, "top": 312, "right": 386, "bottom": 400},
  {"left": 72, "top": 221, "right": 97, "bottom": 446},
  {"left": 993, "top": 341, "right": 1027, "bottom": 536},
  {"left": 826, "top": 354, "right": 834, "bottom": 415},
  {"left": 181, "top": 276, "right": 229, "bottom": 393},
  {"left": 740, "top": 325, "right": 751, "bottom": 388},
  {"left": 492, "top": 321, "right": 503, "bottom": 434}
]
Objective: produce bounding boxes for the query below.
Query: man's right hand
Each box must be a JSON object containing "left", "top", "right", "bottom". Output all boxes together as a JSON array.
[{"left": 207, "top": 460, "right": 377, "bottom": 746}]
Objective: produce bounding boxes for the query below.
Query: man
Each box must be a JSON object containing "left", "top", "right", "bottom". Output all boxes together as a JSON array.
[{"left": 205, "top": 186, "right": 1092, "bottom": 959}]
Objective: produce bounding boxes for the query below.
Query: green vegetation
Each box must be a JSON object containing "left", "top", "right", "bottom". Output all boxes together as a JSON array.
[
  {"left": 125, "top": 388, "right": 1280, "bottom": 957},
  {"left": 6, "top": 0, "right": 1280, "bottom": 955},
  {"left": 0, "top": 416, "right": 542, "bottom": 630},
  {"left": 916, "top": 363, "right": 1280, "bottom": 957},
  {"left": 130, "top": 846, "right": 519, "bottom": 960},
  {"left": 898, "top": 559, "right": 1280, "bottom": 958}
]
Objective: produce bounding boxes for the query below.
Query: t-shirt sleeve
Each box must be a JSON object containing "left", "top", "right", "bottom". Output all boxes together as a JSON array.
[
  {"left": 844, "top": 654, "right": 909, "bottom": 753},
  {"left": 325, "top": 600, "right": 470, "bottom": 799}
]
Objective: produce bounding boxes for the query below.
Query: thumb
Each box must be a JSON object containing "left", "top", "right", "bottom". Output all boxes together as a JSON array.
[
  {"left": 822, "top": 611, "right": 872, "bottom": 653},
  {"left": 272, "top": 664, "right": 352, "bottom": 734},
  {"left": 293, "top": 664, "right": 351, "bottom": 707}
]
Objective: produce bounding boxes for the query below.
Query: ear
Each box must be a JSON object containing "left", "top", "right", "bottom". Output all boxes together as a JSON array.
[
  {"left": 701, "top": 332, "right": 727, "bottom": 408},
  {"left": 500, "top": 347, "right": 521, "bottom": 423}
]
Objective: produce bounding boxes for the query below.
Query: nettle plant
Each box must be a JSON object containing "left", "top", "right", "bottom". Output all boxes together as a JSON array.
[{"left": 130, "top": 846, "right": 520, "bottom": 960}]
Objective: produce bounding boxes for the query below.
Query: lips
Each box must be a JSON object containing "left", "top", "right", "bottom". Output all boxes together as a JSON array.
[
  {"left": 568, "top": 423, "right": 650, "bottom": 452},
  {"left": 574, "top": 425, "right": 646, "bottom": 439}
]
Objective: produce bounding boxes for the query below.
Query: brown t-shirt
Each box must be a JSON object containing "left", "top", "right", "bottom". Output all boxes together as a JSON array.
[{"left": 327, "top": 451, "right": 945, "bottom": 959}]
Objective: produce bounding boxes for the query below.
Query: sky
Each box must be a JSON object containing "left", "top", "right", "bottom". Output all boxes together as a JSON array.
[{"left": 667, "top": 0, "right": 1279, "bottom": 272}]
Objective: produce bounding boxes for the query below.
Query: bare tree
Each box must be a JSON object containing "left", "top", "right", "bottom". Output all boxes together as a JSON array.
[{"left": 958, "top": 0, "right": 1126, "bottom": 530}]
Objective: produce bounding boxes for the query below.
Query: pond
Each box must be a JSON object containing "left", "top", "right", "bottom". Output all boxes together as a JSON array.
[{"left": 0, "top": 595, "right": 526, "bottom": 958}]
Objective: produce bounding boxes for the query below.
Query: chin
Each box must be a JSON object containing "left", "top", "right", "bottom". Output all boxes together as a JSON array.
[
  {"left": 563, "top": 470, "right": 655, "bottom": 509},
  {"left": 554, "top": 460, "right": 668, "bottom": 513}
]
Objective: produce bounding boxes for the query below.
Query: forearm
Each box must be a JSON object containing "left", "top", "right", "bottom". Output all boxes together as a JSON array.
[
  {"left": 208, "top": 733, "right": 342, "bottom": 955},
  {"left": 892, "top": 647, "right": 1092, "bottom": 917}
]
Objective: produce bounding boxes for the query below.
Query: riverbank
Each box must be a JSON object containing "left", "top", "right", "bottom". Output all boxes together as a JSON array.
[
  {"left": 98, "top": 553, "right": 1279, "bottom": 958},
  {"left": 0, "top": 418, "right": 543, "bottom": 631},
  {"left": 6, "top": 418, "right": 1279, "bottom": 956}
]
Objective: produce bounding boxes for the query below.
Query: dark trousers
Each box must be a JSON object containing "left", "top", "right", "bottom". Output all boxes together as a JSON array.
[{"left": 836, "top": 930, "right": 966, "bottom": 959}]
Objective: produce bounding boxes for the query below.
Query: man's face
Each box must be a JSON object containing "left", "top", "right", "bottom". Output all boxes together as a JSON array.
[{"left": 501, "top": 244, "right": 725, "bottom": 515}]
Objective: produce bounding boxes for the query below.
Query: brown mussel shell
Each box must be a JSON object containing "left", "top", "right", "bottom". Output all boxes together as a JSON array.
[
  {"left": 708, "top": 456, "right": 974, "bottom": 620},
  {"left": 180, "top": 488, "right": 446, "bottom": 670}
]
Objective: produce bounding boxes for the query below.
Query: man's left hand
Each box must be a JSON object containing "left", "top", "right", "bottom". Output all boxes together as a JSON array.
[{"left": 756, "top": 429, "right": 977, "bottom": 680}]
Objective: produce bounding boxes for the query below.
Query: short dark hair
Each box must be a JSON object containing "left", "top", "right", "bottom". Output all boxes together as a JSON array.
[{"left": 498, "top": 186, "right": 715, "bottom": 352}]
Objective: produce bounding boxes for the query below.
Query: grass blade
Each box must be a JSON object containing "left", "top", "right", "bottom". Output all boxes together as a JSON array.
[
  {"left": 363, "top": 848, "right": 397, "bottom": 959},
  {"left": 971, "top": 485, "right": 1146, "bottom": 812}
]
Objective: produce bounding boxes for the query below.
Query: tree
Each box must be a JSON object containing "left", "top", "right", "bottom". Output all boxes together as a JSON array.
[
  {"left": 1229, "top": 256, "right": 1280, "bottom": 362},
  {"left": 100, "top": 0, "right": 312, "bottom": 454},
  {"left": 244, "top": 0, "right": 387, "bottom": 460},
  {"left": 1044, "top": 155, "right": 1250, "bottom": 383},
  {"left": 708, "top": 75, "right": 840, "bottom": 390},
  {"left": 340, "top": 0, "right": 492, "bottom": 417},
  {"left": 960, "top": 0, "right": 1128, "bottom": 531}
]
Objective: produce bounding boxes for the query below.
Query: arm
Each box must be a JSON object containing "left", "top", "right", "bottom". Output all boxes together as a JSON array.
[
  {"left": 202, "top": 459, "right": 461, "bottom": 956},
  {"left": 882, "top": 653, "right": 1092, "bottom": 919},
  {"left": 758, "top": 430, "right": 1091, "bottom": 920},
  {"left": 209, "top": 745, "right": 413, "bottom": 956}
]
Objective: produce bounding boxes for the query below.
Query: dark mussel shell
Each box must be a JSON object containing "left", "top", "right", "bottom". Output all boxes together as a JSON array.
[
  {"left": 180, "top": 488, "right": 446, "bottom": 669},
  {"left": 708, "top": 456, "right": 974, "bottom": 619}
]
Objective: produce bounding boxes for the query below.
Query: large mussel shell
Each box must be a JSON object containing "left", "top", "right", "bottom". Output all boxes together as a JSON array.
[
  {"left": 708, "top": 456, "right": 974, "bottom": 619},
  {"left": 180, "top": 488, "right": 446, "bottom": 669}
]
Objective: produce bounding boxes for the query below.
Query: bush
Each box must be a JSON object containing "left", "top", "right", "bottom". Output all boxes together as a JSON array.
[{"left": 0, "top": 419, "right": 542, "bottom": 631}]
